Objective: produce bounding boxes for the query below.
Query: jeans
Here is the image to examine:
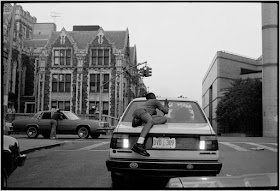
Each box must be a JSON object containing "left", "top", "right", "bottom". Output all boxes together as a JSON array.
[{"left": 50, "top": 119, "right": 57, "bottom": 138}]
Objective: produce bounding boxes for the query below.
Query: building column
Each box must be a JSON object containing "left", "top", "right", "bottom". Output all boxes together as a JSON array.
[{"left": 262, "top": 3, "right": 278, "bottom": 137}]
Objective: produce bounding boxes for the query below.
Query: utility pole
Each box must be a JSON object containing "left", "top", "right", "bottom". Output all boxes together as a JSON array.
[
  {"left": 3, "top": 3, "right": 16, "bottom": 133},
  {"left": 99, "top": 70, "right": 103, "bottom": 121}
]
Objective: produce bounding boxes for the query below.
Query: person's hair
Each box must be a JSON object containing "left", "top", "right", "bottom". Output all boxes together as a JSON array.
[
  {"left": 57, "top": 109, "right": 61, "bottom": 112},
  {"left": 146, "top": 92, "right": 156, "bottom": 100}
]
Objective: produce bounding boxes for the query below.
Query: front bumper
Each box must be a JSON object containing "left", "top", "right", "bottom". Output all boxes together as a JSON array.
[
  {"left": 97, "top": 128, "right": 115, "bottom": 134},
  {"left": 106, "top": 158, "right": 222, "bottom": 177}
]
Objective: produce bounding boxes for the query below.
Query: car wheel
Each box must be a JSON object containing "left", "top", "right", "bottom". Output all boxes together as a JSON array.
[
  {"left": 26, "top": 126, "right": 39, "bottom": 138},
  {"left": 2, "top": 168, "right": 8, "bottom": 188},
  {"left": 111, "top": 172, "right": 125, "bottom": 188},
  {"left": 77, "top": 126, "right": 89, "bottom": 139},
  {"left": 91, "top": 133, "right": 100, "bottom": 139},
  {"left": 42, "top": 133, "right": 50, "bottom": 139}
]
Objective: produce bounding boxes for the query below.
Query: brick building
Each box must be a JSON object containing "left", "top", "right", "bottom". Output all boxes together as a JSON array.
[
  {"left": 3, "top": 3, "right": 37, "bottom": 112},
  {"left": 23, "top": 25, "right": 144, "bottom": 119},
  {"left": 3, "top": 3, "right": 146, "bottom": 120}
]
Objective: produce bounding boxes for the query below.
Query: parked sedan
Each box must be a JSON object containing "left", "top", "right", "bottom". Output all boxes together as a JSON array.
[
  {"left": 106, "top": 97, "right": 222, "bottom": 187},
  {"left": 11, "top": 111, "right": 114, "bottom": 139},
  {"left": 2, "top": 135, "right": 26, "bottom": 188}
]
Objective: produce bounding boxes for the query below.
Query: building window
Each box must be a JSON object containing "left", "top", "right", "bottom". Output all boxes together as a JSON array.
[
  {"left": 25, "top": 102, "right": 35, "bottom": 113},
  {"left": 89, "top": 101, "right": 108, "bottom": 115},
  {"left": 103, "top": 74, "right": 109, "bottom": 92},
  {"left": 103, "top": 102, "right": 109, "bottom": 115},
  {"left": 54, "top": 49, "right": 71, "bottom": 66},
  {"left": 91, "top": 48, "right": 110, "bottom": 66},
  {"left": 89, "top": 101, "right": 99, "bottom": 114},
  {"left": 90, "top": 74, "right": 110, "bottom": 93},
  {"left": 52, "top": 74, "right": 71, "bottom": 92},
  {"left": 51, "top": 101, "right": 70, "bottom": 111}
]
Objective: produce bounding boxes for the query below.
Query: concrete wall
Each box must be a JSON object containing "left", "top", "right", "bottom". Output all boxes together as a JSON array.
[{"left": 262, "top": 3, "right": 278, "bottom": 137}]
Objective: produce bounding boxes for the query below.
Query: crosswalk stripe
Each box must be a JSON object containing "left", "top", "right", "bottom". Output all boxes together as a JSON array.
[
  {"left": 262, "top": 143, "right": 278, "bottom": 146},
  {"left": 219, "top": 142, "right": 249, "bottom": 151},
  {"left": 244, "top": 142, "right": 278, "bottom": 152},
  {"left": 77, "top": 142, "right": 110, "bottom": 151}
]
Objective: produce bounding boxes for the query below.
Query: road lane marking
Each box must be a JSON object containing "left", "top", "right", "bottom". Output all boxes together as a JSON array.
[
  {"left": 219, "top": 142, "right": 249, "bottom": 151},
  {"left": 244, "top": 142, "right": 277, "bottom": 152},
  {"left": 55, "top": 149, "right": 109, "bottom": 152},
  {"left": 77, "top": 142, "right": 110, "bottom": 151}
]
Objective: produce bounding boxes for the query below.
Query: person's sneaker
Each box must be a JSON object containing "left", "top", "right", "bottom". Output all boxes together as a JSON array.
[{"left": 131, "top": 143, "right": 150, "bottom": 156}]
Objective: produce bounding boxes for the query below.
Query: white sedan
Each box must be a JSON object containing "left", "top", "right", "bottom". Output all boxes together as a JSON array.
[{"left": 106, "top": 97, "right": 222, "bottom": 187}]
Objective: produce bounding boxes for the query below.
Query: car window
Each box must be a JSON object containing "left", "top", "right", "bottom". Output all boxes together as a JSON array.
[
  {"left": 41, "top": 112, "right": 51, "bottom": 119},
  {"left": 122, "top": 100, "right": 207, "bottom": 124},
  {"left": 32, "top": 112, "right": 41, "bottom": 119},
  {"left": 63, "top": 111, "right": 80, "bottom": 120}
]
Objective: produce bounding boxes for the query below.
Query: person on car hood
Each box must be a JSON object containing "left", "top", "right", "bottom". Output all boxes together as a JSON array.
[{"left": 131, "top": 92, "right": 169, "bottom": 156}]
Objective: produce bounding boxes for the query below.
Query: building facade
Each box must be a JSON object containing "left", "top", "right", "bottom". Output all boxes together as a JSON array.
[
  {"left": 3, "top": 3, "right": 146, "bottom": 121},
  {"left": 3, "top": 3, "right": 37, "bottom": 112},
  {"left": 202, "top": 51, "right": 262, "bottom": 134}
]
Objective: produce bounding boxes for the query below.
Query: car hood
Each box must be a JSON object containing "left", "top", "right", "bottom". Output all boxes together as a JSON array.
[
  {"left": 3, "top": 135, "right": 18, "bottom": 151},
  {"left": 115, "top": 122, "right": 213, "bottom": 135},
  {"left": 166, "top": 173, "right": 278, "bottom": 188}
]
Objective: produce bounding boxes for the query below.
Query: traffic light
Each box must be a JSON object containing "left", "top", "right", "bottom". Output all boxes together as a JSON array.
[
  {"left": 145, "top": 67, "right": 152, "bottom": 77},
  {"left": 139, "top": 67, "right": 145, "bottom": 77}
]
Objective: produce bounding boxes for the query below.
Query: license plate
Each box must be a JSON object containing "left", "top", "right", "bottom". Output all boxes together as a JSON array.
[{"left": 152, "top": 137, "right": 176, "bottom": 149}]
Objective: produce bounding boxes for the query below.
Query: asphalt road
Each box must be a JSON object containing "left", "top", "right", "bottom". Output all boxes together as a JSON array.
[{"left": 7, "top": 136, "right": 278, "bottom": 189}]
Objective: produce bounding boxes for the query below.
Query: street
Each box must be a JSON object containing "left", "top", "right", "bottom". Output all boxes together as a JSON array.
[{"left": 8, "top": 135, "right": 278, "bottom": 189}]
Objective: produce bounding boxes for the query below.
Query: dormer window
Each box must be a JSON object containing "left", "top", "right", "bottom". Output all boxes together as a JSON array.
[{"left": 53, "top": 48, "right": 72, "bottom": 66}]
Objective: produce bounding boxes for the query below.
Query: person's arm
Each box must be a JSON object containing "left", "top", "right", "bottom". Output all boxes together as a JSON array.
[{"left": 155, "top": 99, "right": 169, "bottom": 114}]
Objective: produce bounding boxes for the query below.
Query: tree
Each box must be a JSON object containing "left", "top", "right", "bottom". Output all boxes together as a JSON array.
[{"left": 216, "top": 78, "right": 262, "bottom": 136}]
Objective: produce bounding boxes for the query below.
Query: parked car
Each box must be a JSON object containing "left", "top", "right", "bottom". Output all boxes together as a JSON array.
[
  {"left": 11, "top": 111, "right": 114, "bottom": 139},
  {"left": 2, "top": 135, "right": 27, "bottom": 188},
  {"left": 106, "top": 97, "right": 222, "bottom": 187},
  {"left": 166, "top": 173, "right": 277, "bottom": 188}
]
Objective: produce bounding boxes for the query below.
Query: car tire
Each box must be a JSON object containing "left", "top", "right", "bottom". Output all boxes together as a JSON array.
[
  {"left": 42, "top": 133, "right": 50, "bottom": 139},
  {"left": 77, "top": 126, "right": 89, "bottom": 139},
  {"left": 111, "top": 172, "right": 125, "bottom": 188},
  {"left": 2, "top": 168, "right": 8, "bottom": 188},
  {"left": 26, "top": 126, "right": 39, "bottom": 138},
  {"left": 91, "top": 133, "right": 100, "bottom": 139}
]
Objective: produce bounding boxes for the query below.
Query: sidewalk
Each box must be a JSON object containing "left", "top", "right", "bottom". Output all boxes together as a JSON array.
[
  {"left": 10, "top": 134, "right": 113, "bottom": 154},
  {"left": 10, "top": 134, "right": 65, "bottom": 154}
]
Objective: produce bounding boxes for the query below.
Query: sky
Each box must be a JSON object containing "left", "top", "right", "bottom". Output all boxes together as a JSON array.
[{"left": 19, "top": 2, "right": 262, "bottom": 105}]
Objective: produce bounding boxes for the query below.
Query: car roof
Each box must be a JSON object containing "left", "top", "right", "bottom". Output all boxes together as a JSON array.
[{"left": 132, "top": 97, "right": 198, "bottom": 102}]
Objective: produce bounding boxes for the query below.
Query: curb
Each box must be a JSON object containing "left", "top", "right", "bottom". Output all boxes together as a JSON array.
[{"left": 20, "top": 142, "right": 65, "bottom": 154}]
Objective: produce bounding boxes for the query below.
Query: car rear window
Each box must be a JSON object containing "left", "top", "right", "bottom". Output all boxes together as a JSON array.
[{"left": 121, "top": 100, "right": 207, "bottom": 123}]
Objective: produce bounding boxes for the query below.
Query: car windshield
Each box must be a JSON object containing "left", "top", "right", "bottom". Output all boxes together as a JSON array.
[
  {"left": 62, "top": 111, "right": 80, "bottom": 120},
  {"left": 122, "top": 100, "right": 207, "bottom": 124}
]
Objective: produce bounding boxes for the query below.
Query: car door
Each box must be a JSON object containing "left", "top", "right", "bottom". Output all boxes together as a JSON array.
[
  {"left": 57, "top": 113, "right": 75, "bottom": 134},
  {"left": 37, "top": 112, "right": 52, "bottom": 133}
]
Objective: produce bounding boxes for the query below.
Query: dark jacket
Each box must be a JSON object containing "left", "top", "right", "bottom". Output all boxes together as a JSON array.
[{"left": 51, "top": 112, "right": 63, "bottom": 120}]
